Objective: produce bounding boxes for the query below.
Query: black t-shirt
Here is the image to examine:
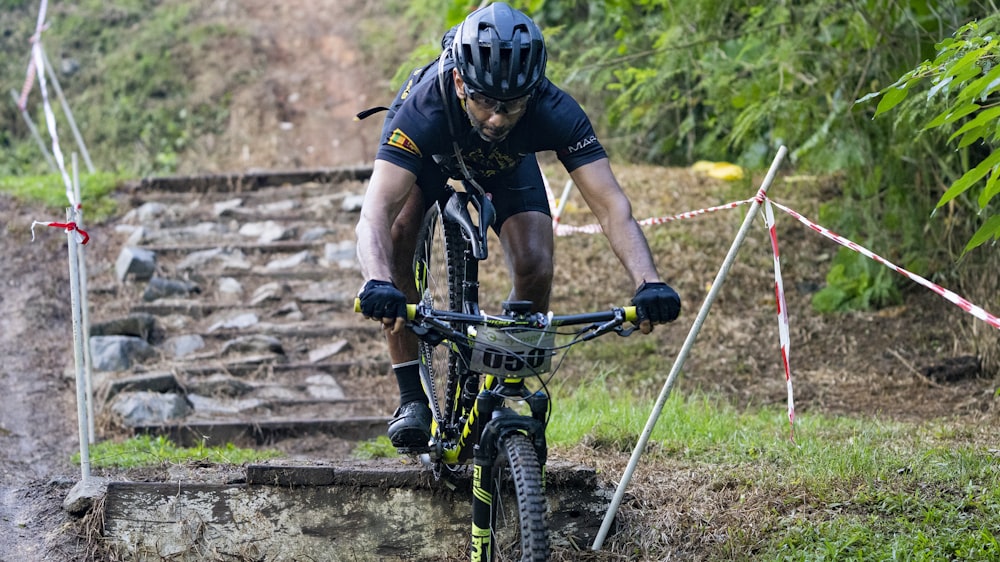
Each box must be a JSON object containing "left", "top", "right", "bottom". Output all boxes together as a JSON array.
[{"left": 376, "top": 72, "right": 607, "bottom": 182}]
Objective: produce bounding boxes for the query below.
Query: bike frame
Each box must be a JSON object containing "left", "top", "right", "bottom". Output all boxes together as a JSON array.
[{"left": 406, "top": 187, "right": 637, "bottom": 561}]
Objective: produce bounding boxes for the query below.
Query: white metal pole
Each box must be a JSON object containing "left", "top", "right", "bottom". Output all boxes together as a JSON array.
[
  {"left": 592, "top": 146, "right": 788, "bottom": 551},
  {"left": 72, "top": 154, "right": 96, "bottom": 443},
  {"left": 41, "top": 46, "right": 94, "bottom": 173},
  {"left": 66, "top": 206, "right": 91, "bottom": 481},
  {"left": 10, "top": 89, "right": 57, "bottom": 172},
  {"left": 553, "top": 179, "right": 573, "bottom": 228}
]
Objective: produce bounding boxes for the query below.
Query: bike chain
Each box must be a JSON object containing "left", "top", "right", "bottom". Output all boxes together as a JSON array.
[{"left": 418, "top": 340, "right": 445, "bottom": 480}]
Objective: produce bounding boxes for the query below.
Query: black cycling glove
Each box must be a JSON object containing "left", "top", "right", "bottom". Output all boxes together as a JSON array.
[
  {"left": 631, "top": 281, "right": 681, "bottom": 323},
  {"left": 358, "top": 279, "right": 407, "bottom": 320}
]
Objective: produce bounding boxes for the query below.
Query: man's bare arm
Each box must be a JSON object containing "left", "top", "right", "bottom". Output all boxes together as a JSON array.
[{"left": 569, "top": 158, "right": 662, "bottom": 289}]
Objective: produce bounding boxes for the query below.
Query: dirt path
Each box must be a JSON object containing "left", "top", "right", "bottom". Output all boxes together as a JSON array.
[{"left": 0, "top": 196, "right": 90, "bottom": 560}]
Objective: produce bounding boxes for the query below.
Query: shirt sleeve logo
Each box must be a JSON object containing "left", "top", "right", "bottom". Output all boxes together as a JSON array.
[
  {"left": 387, "top": 128, "right": 422, "bottom": 157},
  {"left": 565, "top": 135, "right": 598, "bottom": 154}
]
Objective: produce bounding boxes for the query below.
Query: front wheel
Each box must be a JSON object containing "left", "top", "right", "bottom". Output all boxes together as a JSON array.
[{"left": 488, "top": 432, "right": 549, "bottom": 561}]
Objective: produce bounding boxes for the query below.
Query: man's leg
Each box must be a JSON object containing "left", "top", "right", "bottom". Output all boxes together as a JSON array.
[
  {"left": 498, "top": 210, "right": 554, "bottom": 313},
  {"left": 385, "top": 188, "right": 431, "bottom": 448}
]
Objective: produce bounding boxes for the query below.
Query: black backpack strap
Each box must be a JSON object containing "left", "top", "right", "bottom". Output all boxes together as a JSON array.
[
  {"left": 436, "top": 48, "right": 488, "bottom": 195},
  {"left": 355, "top": 106, "right": 390, "bottom": 121}
]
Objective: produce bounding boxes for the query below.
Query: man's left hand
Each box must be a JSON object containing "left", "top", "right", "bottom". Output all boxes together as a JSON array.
[{"left": 631, "top": 281, "right": 681, "bottom": 333}]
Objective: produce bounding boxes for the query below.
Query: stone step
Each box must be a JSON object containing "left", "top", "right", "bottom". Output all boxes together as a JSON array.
[
  {"left": 172, "top": 360, "right": 389, "bottom": 378},
  {"left": 133, "top": 417, "right": 390, "bottom": 447},
  {"left": 122, "top": 166, "right": 373, "bottom": 194},
  {"left": 101, "top": 460, "right": 612, "bottom": 561},
  {"left": 137, "top": 239, "right": 325, "bottom": 255}
]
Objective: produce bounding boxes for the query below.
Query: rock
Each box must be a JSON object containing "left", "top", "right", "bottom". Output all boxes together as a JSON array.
[
  {"left": 221, "top": 335, "right": 285, "bottom": 356},
  {"left": 304, "top": 374, "right": 345, "bottom": 400},
  {"left": 297, "top": 282, "right": 351, "bottom": 304},
  {"left": 273, "top": 301, "right": 303, "bottom": 320},
  {"left": 251, "top": 282, "right": 287, "bottom": 305},
  {"left": 213, "top": 198, "right": 244, "bottom": 216},
  {"left": 265, "top": 250, "right": 315, "bottom": 270},
  {"left": 217, "top": 277, "right": 244, "bottom": 299},
  {"left": 207, "top": 312, "right": 259, "bottom": 332},
  {"left": 63, "top": 477, "right": 109, "bottom": 516},
  {"left": 115, "top": 246, "right": 157, "bottom": 282},
  {"left": 239, "top": 220, "right": 295, "bottom": 243},
  {"left": 300, "top": 226, "right": 328, "bottom": 242},
  {"left": 342, "top": 193, "right": 365, "bottom": 212},
  {"left": 90, "top": 313, "right": 160, "bottom": 343},
  {"left": 90, "top": 336, "right": 156, "bottom": 371},
  {"left": 185, "top": 374, "right": 254, "bottom": 397},
  {"left": 308, "top": 339, "right": 349, "bottom": 363},
  {"left": 110, "top": 391, "right": 191, "bottom": 427},
  {"left": 163, "top": 334, "right": 205, "bottom": 358},
  {"left": 142, "top": 277, "right": 200, "bottom": 301},
  {"left": 104, "top": 372, "right": 181, "bottom": 400},
  {"left": 324, "top": 240, "right": 357, "bottom": 267},
  {"left": 177, "top": 248, "right": 252, "bottom": 272}
]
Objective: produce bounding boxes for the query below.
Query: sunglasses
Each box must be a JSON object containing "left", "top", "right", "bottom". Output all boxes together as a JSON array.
[{"left": 464, "top": 86, "right": 531, "bottom": 114}]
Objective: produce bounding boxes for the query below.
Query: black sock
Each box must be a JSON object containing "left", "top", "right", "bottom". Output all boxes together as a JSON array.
[{"left": 393, "top": 361, "right": 426, "bottom": 407}]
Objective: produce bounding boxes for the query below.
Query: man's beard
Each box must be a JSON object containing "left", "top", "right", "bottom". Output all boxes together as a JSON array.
[{"left": 466, "top": 107, "right": 512, "bottom": 143}]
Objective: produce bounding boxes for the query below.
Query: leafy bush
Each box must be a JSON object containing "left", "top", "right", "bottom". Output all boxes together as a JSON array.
[
  {"left": 532, "top": 1, "right": 996, "bottom": 312},
  {"left": 860, "top": 14, "right": 1000, "bottom": 255}
]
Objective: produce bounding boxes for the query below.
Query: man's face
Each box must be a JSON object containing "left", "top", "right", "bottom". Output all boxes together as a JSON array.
[{"left": 453, "top": 70, "right": 529, "bottom": 143}]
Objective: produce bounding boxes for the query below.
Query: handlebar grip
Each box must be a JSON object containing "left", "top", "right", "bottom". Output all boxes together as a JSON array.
[
  {"left": 623, "top": 306, "right": 638, "bottom": 323},
  {"left": 353, "top": 298, "right": 417, "bottom": 320}
]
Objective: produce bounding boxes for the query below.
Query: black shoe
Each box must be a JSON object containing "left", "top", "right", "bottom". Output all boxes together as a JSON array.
[{"left": 388, "top": 401, "right": 431, "bottom": 451}]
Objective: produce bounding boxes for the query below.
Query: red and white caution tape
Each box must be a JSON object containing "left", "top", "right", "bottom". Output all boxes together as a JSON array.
[
  {"left": 31, "top": 220, "right": 90, "bottom": 245},
  {"left": 552, "top": 189, "right": 1000, "bottom": 439},
  {"left": 767, "top": 199, "right": 1000, "bottom": 331},
  {"left": 555, "top": 198, "right": 754, "bottom": 236},
  {"left": 762, "top": 200, "right": 796, "bottom": 440},
  {"left": 19, "top": 0, "right": 78, "bottom": 211}
]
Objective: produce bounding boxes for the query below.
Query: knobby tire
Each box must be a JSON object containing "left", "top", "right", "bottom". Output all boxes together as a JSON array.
[
  {"left": 491, "top": 433, "right": 550, "bottom": 562},
  {"left": 414, "top": 201, "right": 471, "bottom": 432}
]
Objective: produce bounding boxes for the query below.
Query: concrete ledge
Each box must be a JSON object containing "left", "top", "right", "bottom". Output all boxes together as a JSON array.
[{"left": 101, "top": 459, "right": 614, "bottom": 561}]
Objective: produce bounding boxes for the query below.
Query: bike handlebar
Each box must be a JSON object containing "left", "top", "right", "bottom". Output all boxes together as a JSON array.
[{"left": 353, "top": 298, "right": 638, "bottom": 326}]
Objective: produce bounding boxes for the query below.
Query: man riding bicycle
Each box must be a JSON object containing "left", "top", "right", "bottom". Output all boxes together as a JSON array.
[{"left": 355, "top": 3, "right": 681, "bottom": 450}]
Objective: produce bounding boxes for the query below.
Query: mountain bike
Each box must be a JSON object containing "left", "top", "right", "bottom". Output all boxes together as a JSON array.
[{"left": 403, "top": 187, "right": 638, "bottom": 561}]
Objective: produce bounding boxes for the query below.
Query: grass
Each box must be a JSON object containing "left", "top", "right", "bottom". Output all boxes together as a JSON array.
[
  {"left": 543, "top": 375, "right": 1000, "bottom": 560},
  {"left": 349, "top": 372, "right": 1000, "bottom": 560},
  {"left": 73, "top": 434, "right": 281, "bottom": 469},
  {"left": 0, "top": 171, "right": 121, "bottom": 221}
]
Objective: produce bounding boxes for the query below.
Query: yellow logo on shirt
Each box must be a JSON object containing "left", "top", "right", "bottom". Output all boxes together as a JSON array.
[{"left": 387, "top": 128, "right": 422, "bottom": 157}]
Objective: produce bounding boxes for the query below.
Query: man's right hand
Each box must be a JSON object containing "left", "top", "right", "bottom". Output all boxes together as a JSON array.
[{"left": 358, "top": 279, "right": 407, "bottom": 334}]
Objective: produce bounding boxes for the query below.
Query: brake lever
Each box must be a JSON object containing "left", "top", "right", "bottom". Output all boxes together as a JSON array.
[
  {"left": 615, "top": 325, "right": 637, "bottom": 337},
  {"left": 408, "top": 321, "right": 448, "bottom": 346},
  {"left": 578, "top": 319, "right": 624, "bottom": 342}
]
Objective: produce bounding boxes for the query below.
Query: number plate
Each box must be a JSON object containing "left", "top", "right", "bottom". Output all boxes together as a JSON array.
[{"left": 468, "top": 326, "right": 555, "bottom": 376}]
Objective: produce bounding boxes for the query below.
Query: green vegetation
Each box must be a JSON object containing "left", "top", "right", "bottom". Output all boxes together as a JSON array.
[
  {"left": 545, "top": 377, "right": 1000, "bottom": 561},
  {"left": 0, "top": 171, "right": 122, "bottom": 221},
  {"left": 352, "top": 435, "right": 400, "bottom": 459},
  {"left": 393, "top": 1, "right": 1000, "bottom": 315},
  {"left": 73, "top": 434, "right": 281, "bottom": 469},
  {"left": 3, "top": 0, "right": 998, "bottom": 313},
  {"left": 863, "top": 14, "right": 1000, "bottom": 255},
  {"left": 349, "top": 372, "right": 1000, "bottom": 559},
  {"left": 1, "top": 0, "right": 247, "bottom": 177}
]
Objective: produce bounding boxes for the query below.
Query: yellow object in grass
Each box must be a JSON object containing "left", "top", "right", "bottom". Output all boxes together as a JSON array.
[{"left": 691, "top": 161, "right": 745, "bottom": 181}]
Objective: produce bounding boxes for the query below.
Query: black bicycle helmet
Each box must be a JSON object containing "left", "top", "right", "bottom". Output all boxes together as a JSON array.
[{"left": 451, "top": 2, "right": 547, "bottom": 101}]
